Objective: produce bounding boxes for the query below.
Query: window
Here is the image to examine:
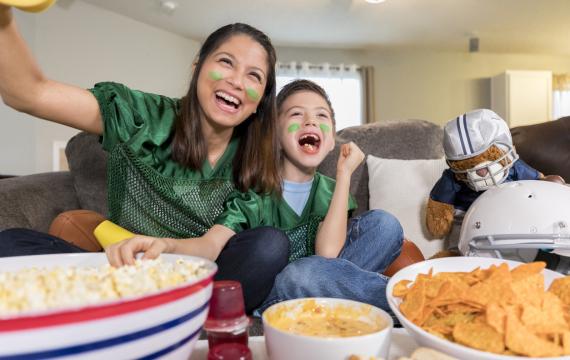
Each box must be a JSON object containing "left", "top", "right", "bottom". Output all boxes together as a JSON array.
[
  {"left": 276, "top": 62, "right": 363, "bottom": 130},
  {"left": 553, "top": 74, "right": 570, "bottom": 119}
]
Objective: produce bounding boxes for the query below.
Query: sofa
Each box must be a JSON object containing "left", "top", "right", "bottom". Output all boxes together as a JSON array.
[
  {"left": 2, "top": 116, "right": 569, "bottom": 254},
  {"left": 510, "top": 116, "right": 570, "bottom": 182},
  {"left": 0, "top": 119, "right": 443, "bottom": 235}
]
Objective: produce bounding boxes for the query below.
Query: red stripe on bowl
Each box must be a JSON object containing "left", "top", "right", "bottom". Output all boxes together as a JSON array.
[{"left": 0, "top": 275, "right": 213, "bottom": 332}]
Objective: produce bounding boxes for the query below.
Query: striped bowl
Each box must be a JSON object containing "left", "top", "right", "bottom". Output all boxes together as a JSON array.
[{"left": 0, "top": 253, "right": 217, "bottom": 360}]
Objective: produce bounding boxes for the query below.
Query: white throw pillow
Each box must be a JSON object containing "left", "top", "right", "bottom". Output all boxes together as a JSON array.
[{"left": 367, "top": 155, "right": 448, "bottom": 258}]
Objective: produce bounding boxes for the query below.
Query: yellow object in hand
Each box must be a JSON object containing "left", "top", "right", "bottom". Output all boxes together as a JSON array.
[
  {"left": 93, "top": 220, "right": 135, "bottom": 249},
  {"left": 0, "top": 0, "right": 56, "bottom": 13}
]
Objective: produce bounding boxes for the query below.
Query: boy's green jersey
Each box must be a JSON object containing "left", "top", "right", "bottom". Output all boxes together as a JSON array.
[
  {"left": 216, "top": 172, "right": 357, "bottom": 262},
  {"left": 90, "top": 82, "right": 239, "bottom": 238}
]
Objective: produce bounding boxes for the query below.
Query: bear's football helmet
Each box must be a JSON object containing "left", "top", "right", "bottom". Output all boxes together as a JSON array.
[
  {"left": 459, "top": 180, "right": 570, "bottom": 268},
  {"left": 444, "top": 109, "right": 518, "bottom": 191}
]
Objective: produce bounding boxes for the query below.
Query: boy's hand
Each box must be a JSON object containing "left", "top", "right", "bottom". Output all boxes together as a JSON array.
[
  {"left": 105, "top": 236, "right": 175, "bottom": 267},
  {"left": 337, "top": 142, "right": 365, "bottom": 177}
]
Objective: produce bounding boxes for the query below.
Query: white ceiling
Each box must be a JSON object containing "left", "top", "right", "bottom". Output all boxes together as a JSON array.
[{"left": 81, "top": 0, "right": 570, "bottom": 55}]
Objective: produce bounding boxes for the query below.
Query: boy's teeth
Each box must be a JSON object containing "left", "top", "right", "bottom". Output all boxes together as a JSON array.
[{"left": 301, "top": 134, "right": 319, "bottom": 141}]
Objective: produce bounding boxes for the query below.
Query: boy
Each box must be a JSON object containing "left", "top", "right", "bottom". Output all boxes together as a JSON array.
[
  {"left": 107, "top": 80, "right": 404, "bottom": 312},
  {"left": 214, "top": 79, "right": 366, "bottom": 263}
]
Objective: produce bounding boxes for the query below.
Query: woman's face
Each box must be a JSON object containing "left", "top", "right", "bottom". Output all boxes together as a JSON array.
[{"left": 197, "top": 34, "right": 268, "bottom": 131}]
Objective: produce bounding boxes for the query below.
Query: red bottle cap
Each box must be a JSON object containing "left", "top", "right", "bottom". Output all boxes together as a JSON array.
[
  {"left": 207, "top": 343, "right": 252, "bottom": 360},
  {"left": 204, "top": 281, "right": 250, "bottom": 332}
]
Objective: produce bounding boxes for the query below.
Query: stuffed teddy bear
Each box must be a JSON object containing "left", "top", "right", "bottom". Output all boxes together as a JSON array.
[{"left": 426, "top": 109, "right": 565, "bottom": 252}]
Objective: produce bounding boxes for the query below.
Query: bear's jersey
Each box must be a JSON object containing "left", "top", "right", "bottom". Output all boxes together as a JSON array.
[{"left": 429, "top": 159, "right": 540, "bottom": 211}]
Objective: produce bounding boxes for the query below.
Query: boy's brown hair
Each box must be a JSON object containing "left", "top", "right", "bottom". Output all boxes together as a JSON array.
[{"left": 276, "top": 79, "right": 336, "bottom": 127}]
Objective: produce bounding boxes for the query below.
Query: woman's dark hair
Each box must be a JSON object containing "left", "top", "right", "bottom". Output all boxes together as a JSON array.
[
  {"left": 276, "top": 79, "right": 335, "bottom": 127},
  {"left": 172, "top": 23, "right": 280, "bottom": 194}
]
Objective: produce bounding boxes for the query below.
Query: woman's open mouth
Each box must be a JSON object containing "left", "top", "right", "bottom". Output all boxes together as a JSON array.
[
  {"left": 215, "top": 91, "right": 241, "bottom": 113},
  {"left": 298, "top": 133, "right": 321, "bottom": 154}
]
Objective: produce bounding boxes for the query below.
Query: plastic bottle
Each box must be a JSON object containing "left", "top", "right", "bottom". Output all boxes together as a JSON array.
[
  {"left": 207, "top": 343, "right": 252, "bottom": 360},
  {"left": 204, "top": 281, "right": 251, "bottom": 351}
]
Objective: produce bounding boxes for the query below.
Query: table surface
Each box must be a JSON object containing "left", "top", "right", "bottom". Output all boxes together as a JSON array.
[{"left": 190, "top": 328, "right": 418, "bottom": 360}]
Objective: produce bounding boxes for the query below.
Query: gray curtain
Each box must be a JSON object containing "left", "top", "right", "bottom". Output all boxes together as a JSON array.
[{"left": 361, "top": 66, "right": 376, "bottom": 124}]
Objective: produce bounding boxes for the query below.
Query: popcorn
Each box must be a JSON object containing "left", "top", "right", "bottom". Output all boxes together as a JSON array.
[{"left": 0, "top": 258, "right": 209, "bottom": 316}]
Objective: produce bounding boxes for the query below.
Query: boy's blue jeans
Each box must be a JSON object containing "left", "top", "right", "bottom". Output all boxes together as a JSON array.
[{"left": 256, "top": 209, "right": 404, "bottom": 315}]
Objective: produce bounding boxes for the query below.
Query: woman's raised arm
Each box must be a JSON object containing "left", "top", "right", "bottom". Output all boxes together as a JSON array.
[{"left": 0, "top": 7, "right": 103, "bottom": 134}]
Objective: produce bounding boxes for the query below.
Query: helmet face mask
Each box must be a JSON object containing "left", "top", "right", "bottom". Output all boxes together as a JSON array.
[
  {"left": 466, "top": 234, "right": 565, "bottom": 263},
  {"left": 448, "top": 142, "right": 519, "bottom": 191}
]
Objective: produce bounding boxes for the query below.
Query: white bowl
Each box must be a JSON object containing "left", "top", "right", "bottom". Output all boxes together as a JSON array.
[
  {"left": 262, "top": 297, "right": 393, "bottom": 360},
  {"left": 0, "top": 253, "right": 217, "bottom": 359},
  {"left": 387, "top": 257, "right": 566, "bottom": 360}
]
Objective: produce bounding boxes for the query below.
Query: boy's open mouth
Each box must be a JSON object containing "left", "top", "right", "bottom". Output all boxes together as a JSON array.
[
  {"left": 215, "top": 91, "right": 241, "bottom": 110},
  {"left": 298, "top": 133, "right": 321, "bottom": 154}
]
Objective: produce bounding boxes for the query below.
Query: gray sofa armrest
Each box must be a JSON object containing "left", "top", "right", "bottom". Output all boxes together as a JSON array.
[{"left": 0, "top": 172, "right": 81, "bottom": 232}]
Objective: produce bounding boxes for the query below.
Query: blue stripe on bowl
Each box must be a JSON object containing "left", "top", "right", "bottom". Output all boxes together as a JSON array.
[
  {"left": 139, "top": 327, "right": 201, "bottom": 360},
  {"left": 0, "top": 300, "right": 209, "bottom": 360}
]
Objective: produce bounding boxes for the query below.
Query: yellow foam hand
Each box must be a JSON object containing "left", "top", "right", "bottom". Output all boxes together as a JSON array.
[
  {"left": 0, "top": 0, "right": 55, "bottom": 13},
  {"left": 93, "top": 220, "right": 135, "bottom": 249}
]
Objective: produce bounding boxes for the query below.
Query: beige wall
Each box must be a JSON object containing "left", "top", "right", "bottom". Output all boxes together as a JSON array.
[
  {"left": 1, "top": 1, "right": 200, "bottom": 175},
  {"left": 276, "top": 47, "right": 570, "bottom": 125}
]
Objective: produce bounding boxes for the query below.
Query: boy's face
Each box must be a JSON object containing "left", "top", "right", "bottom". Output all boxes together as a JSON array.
[{"left": 278, "top": 91, "right": 335, "bottom": 171}]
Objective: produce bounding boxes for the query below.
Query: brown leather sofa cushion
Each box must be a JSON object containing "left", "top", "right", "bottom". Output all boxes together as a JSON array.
[{"left": 511, "top": 116, "right": 570, "bottom": 182}]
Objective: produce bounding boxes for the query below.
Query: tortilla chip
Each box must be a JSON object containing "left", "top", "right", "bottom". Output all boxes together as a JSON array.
[
  {"left": 505, "top": 311, "right": 564, "bottom": 357},
  {"left": 453, "top": 322, "right": 505, "bottom": 354}
]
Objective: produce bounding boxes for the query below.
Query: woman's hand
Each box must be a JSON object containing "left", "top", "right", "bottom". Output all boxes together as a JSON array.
[
  {"left": 336, "top": 142, "right": 365, "bottom": 178},
  {"left": 105, "top": 236, "right": 176, "bottom": 267}
]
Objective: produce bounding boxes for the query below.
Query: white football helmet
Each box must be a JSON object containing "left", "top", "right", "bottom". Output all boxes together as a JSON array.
[
  {"left": 444, "top": 109, "right": 518, "bottom": 191},
  {"left": 459, "top": 181, "right": 570, "bottom": 266}
]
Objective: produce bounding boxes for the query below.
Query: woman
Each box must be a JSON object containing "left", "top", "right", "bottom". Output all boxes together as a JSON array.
[{"left": 0, "top": 5, "right": 289, "bottom": 312}]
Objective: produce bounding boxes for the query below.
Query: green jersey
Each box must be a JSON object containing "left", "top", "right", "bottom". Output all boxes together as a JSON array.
[
  {"left": 215, "top": 172, "right": 357, "bottom": 262},
  {"left": 89, "top": 82, "right": 238, "bottom": 238}
]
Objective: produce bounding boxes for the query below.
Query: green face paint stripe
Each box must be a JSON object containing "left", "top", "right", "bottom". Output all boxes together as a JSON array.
[
  {"left": 287, "top": 123, "right": 301, "bottom": 133},
  {"left": 320, "top": 124, "right": 331, "bottom": 133},
  {"left": 246, "top": 88, "right": 260, "bottom": 101},
  {"left": 208, "top": 71, "right": 223, "bottom": 81}
]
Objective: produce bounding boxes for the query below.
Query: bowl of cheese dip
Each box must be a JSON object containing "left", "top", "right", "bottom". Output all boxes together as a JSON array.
[{"left": 262, "top": 298, "right": 392, "bottom": 360}]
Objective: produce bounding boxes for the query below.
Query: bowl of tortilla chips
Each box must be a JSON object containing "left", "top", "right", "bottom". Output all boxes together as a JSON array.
[{"left": 387, "top": 257, "right": 570, "bottom": 359}]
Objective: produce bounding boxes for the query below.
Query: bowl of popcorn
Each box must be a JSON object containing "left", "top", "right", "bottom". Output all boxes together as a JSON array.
[
  {"left": 387, "top": 257, "right": 570, "bottom": 360},
  {"left": 262, "top": 297, "right": 393, "bottom": 360},
  {"left": 0, "top": 253, "right": 216, "bottom": 359}
]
